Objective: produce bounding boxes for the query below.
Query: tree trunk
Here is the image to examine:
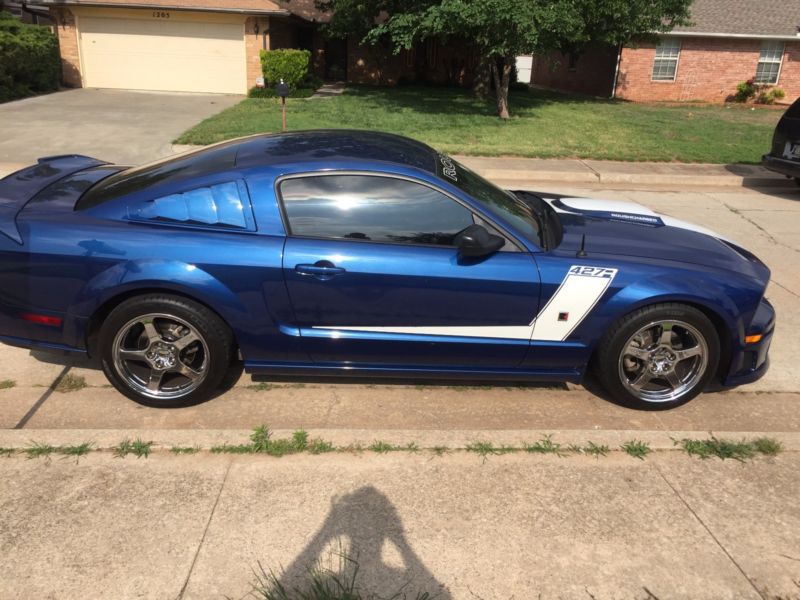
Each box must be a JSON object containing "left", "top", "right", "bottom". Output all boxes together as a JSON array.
[{"left": 492, "top": 56, "right": 512, "bottom": 119}]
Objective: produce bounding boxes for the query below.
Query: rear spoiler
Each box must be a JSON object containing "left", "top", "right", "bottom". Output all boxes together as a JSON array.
[{"left": 0, "top": 154, "right": 107, "bottom": 244}]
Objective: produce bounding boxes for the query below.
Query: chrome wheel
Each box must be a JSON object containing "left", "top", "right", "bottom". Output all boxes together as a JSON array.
[
  {"left": 111, "top": 313, "right": 209, "bottom": 401},
  {"left": 618, "top": 319, "right": 708, "bottom": 403}
]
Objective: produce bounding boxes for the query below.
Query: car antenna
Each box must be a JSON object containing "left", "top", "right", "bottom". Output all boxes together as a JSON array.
[{"left": 576, "top": 234, "right": 588, "bottom": 258}]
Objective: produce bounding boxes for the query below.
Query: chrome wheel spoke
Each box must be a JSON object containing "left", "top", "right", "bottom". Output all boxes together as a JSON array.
[
  {"left": 629, "top": 369, "right": 653, "bottom": 391},
  {"left": 146, "top": 369, "right": 165, "bottom": 393},
  {"left": 173, "top": 331, "right": 200, "bottom": 351},
  {"left": 663, "top": 370, "right": 682, "bottom": 390},
  {"left": 674, "top": 346, "right": 702, "bottom": 361},
  {"left": 118, "top": 348, "right": 147, "bottom": 361},
  {"left": 142, "top": 320, "right": 162, "bottom": 344},
  {"left": 173, "top": 360, "right": 202, "bottom": 381},
  {"left": 658, "top": 323, "right": 675, "bottom": 347},
  {"left": 625, "top": 346, "right": 651, "bottom": 361}
]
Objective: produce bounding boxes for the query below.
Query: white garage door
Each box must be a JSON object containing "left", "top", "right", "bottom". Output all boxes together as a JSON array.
[{"left": 79, "top": 16, "right": 246, "bottom": 94}]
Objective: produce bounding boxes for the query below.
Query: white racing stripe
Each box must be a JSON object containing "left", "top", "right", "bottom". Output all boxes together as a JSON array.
[{"left": 312, "top": 265, "right": 617, "bottom": 342}]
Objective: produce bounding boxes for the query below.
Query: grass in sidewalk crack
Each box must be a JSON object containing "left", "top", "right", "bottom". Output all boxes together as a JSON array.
[
  {"left": 524, "top": 435, "right": 565, "bottom": 456},
  {"left": 677, "top": 434, "right": 783, "bottom": 461},
  {"left": 170, "top": 446, "right": 201, "bottom": 455},
  {"left": 114, "top": 438, "right": 153, "bottom": 459},
  {"left": 621, "top": 439, "right": 652, "bottom": 460},
  {"left": 54, "top": 373, "right": 86, "bottom": 393},
  {"left": 0, "top": 379, "right": 15, "bottom": 390}
]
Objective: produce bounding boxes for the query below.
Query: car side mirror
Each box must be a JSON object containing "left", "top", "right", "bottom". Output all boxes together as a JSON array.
[{"left": 454, "top": 224, "right": 505, "bottom": 258}]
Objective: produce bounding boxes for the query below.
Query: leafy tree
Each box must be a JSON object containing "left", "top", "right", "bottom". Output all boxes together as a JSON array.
[{"left": 315, "top": 0, "right": 691, "bottom": 118}]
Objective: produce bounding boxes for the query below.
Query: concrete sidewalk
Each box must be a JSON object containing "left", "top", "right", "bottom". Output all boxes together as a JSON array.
[
  {"left": 0, "top": 451, "right": 798, "bottom": 600},
  {"left": 453, "top": 155, "right": 791, "bottom": 188}
]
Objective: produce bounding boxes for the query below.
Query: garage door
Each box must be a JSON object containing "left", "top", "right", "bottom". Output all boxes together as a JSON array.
[{"left": 79, "top": 16, "right": 246, "bottom": 94}]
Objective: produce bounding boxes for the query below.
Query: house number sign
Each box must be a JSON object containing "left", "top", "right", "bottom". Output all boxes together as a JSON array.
[{"left": 152, "top": 11, "right": 170, "bottom": 18}]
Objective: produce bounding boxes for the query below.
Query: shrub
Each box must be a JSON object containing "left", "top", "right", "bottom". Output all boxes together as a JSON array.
[
  {"left": 0, "top": 11, "right": 60, "bottom": 103},
  {"left": 756, "top": 86, "right": 785, "bottom": 105},
  {"left": 732, "top": 79, "right": 787, "bottom": 105},
  {"left": 259, "top": 48, "right": 310, "bottom": 89},
  {"left": 733, "top": 79, "right": 756, "bottom": 103}
]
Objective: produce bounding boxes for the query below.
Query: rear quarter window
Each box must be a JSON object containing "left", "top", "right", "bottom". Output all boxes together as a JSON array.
[{"left": 128, "top": 181, "right": 256, "bottom": 231}]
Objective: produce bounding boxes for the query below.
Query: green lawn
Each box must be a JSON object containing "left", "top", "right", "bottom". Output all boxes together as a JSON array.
[{"left": 175, "top": 85, "right": 782, "bottom": 163}]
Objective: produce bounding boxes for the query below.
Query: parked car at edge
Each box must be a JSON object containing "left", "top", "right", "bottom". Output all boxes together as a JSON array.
[
  {"left": 0, "top": 131, "right": 774, "bottom": 409},
  {"left": 763, "top": 96, "right": 800, "bottom": 184}
]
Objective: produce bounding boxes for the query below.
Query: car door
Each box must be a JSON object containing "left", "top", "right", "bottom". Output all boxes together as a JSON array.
[{"left": 278, "top": 172, "right": 541, "bottom": 369}]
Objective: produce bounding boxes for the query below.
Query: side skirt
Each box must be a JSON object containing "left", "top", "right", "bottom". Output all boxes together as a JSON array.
[{"left": 244, "top": 361, "right": 583, "bottom": 384}]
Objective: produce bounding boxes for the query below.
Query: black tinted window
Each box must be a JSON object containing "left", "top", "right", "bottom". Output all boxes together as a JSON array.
[{"left": 280, "top": 175, "right": 474, "bottom": 246}]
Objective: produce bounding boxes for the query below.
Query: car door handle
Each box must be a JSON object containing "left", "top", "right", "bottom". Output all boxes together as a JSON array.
[{"left": 295, "top": 262, "right": 346, "bottom": 278}]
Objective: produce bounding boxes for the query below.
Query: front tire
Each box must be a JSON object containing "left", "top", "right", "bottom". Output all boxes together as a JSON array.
[
  {"left": 594, "top": 303, "right": 719, "bottom": 410},
  {"left": 99, "top": 294, "right": 234, "bottom": 408}
]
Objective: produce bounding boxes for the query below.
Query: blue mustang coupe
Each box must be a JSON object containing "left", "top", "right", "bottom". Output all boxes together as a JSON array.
[{"left": 0, "top": 131, "right": 774, "bottom": 409}]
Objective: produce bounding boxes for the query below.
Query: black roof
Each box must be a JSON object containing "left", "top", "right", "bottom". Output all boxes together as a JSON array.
[{"left": 78, "top": 131, "right": 439, "bottom": 208}]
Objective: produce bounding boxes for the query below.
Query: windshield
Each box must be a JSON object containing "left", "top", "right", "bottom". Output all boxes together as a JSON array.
[{"left": 435, "top": 154, "right": 541, "bottom": 244}]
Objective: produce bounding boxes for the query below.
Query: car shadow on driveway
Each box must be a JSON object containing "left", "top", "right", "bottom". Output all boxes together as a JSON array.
[{"left": 271, "top": 485, "right": 452, "bottom": 599}]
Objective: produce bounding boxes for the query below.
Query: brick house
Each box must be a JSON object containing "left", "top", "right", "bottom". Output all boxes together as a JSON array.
[
  {"left": 531, "top": 0, "right": 800, "bottom": 103},
  {"left": 41, "top": 0, "right": 477, "bottom": 94}
]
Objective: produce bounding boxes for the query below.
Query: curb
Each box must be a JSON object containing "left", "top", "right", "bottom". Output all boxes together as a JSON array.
[{"left": 2, "top": 429, "right": 798, "bottom": 452}]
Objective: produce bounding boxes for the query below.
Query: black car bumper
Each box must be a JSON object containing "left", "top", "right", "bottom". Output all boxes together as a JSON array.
[{"left": 762, "top": 154, "right": 800, "bottom": 179}]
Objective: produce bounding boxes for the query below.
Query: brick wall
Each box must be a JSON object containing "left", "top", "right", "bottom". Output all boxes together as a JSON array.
[
  {"left": 244, "top": 16, "right": 270, "bottom": 89},
  {"left": 532, "top": 43, "right": 618, "bottom": 97},
  {"left": 49, "top": 7, "right": 81, "bottom": 87},
  {"left": 616, "top": 37, "right": 800, "bottom": 103}
]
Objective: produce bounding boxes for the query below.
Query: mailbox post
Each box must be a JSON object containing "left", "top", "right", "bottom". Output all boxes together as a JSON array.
[{"left": 276, "top": 78, "right": 290, "bottom": 132}]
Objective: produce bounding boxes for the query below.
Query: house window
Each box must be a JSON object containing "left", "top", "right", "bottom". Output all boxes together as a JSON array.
[
  {"left": 755, "top": 41, "right": 784, "bottom": 84},
  {"left": 652, "top": 38, "right": 681, "bottom": 81}
]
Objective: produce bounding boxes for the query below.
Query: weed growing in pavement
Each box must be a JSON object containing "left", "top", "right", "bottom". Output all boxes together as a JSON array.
[
  {"left": 210, "top": 427, "right": 330, "bottom": 457},
  {"left": 0, "top": 447, "right": 16, "bottom": 457},
  {"left": 678, "top": 435, "right": 782, "bottom": 461},
  {"left": 466, "top": 441, "right": 499, "bottom": 458},
  {"left": 55, "top": 373, "right": 87, "bottom": 393},
  {"left": 247, "top": 383, "right": 309, "bottom": 392},
  {"left": 584, "top": 442, "right": 610, "bottom": 458},
  {"left": 59, "top": 443, "right": 94, "bottom": 461},
  {"left": 431, "top": 445, "right": 450, "bottom": 457},
  {"left": 368, "top": 440, "right": 394, "bottom": 454},
  {"left": 246, "top": 546, "right": 433, "bottom": 600},
  {"left": 752, "top": 437, "right": 783, "bottom": 456},
  {"left": 524, "top": 435, "right": 565, "bottom": 456},
  {"left": 308, "top": 439, "right": 335, "bottom": 454},
  {"left": 24, "top": 441, "right": 57, "bottom": 459},
  {"left": 114, "top": 438, "right": 153, "bottom": 459},
  {"left": 621, "top": 440, "right": 652, "bottom": 460},
  {"left": 0, "top": 379, "right": 15, "bottom": 390},
  {"left": 170, "top": 446, "right": 201, "bottom": 455}
]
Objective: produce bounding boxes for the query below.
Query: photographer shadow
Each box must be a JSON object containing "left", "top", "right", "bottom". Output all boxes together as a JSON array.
[{"left": 274, "top": 485, "right": 450, "bottom": 599}]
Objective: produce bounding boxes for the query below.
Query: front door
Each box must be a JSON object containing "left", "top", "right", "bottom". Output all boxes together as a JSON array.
[{"left": 279, "top": 173, "right": 541, "bottom": 369}]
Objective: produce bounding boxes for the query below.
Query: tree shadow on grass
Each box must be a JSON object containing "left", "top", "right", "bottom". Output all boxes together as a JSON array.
[
  {"left": 268, "top": 486, "right": 451, "bottom": 599},
  {"left": 341, "top": 84, "right": 616, "bottom": 119}
]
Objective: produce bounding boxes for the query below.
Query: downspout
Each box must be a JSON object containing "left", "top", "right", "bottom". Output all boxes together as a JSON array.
[{"left": 611, "top": 43, "right": 622, "bottom": 99}]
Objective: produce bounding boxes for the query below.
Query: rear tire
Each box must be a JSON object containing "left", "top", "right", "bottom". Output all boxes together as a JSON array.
[
  {"left": 594, "top": 303, "right": 719, "bottom": 410},
  {"left": 99, "top": 294, "right": 234, "bottom": 408}
]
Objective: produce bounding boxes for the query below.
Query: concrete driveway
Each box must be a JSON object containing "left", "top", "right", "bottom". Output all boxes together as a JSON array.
[{"left": 0, "top": 88, "right": 241, "bottom": 166}]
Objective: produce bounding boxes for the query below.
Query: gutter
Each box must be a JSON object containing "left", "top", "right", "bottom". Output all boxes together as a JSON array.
[
  {"left": 38, "top": 0, "right": 291, "bottom": 15},
  {"left": 664, "top": 31, "right": 800, "bottom": 41}
]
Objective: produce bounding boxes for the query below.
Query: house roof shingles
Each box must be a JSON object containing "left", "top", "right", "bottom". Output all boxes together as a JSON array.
[{"left": 673, "top": 0, "right": 800, "bottom": 38}]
